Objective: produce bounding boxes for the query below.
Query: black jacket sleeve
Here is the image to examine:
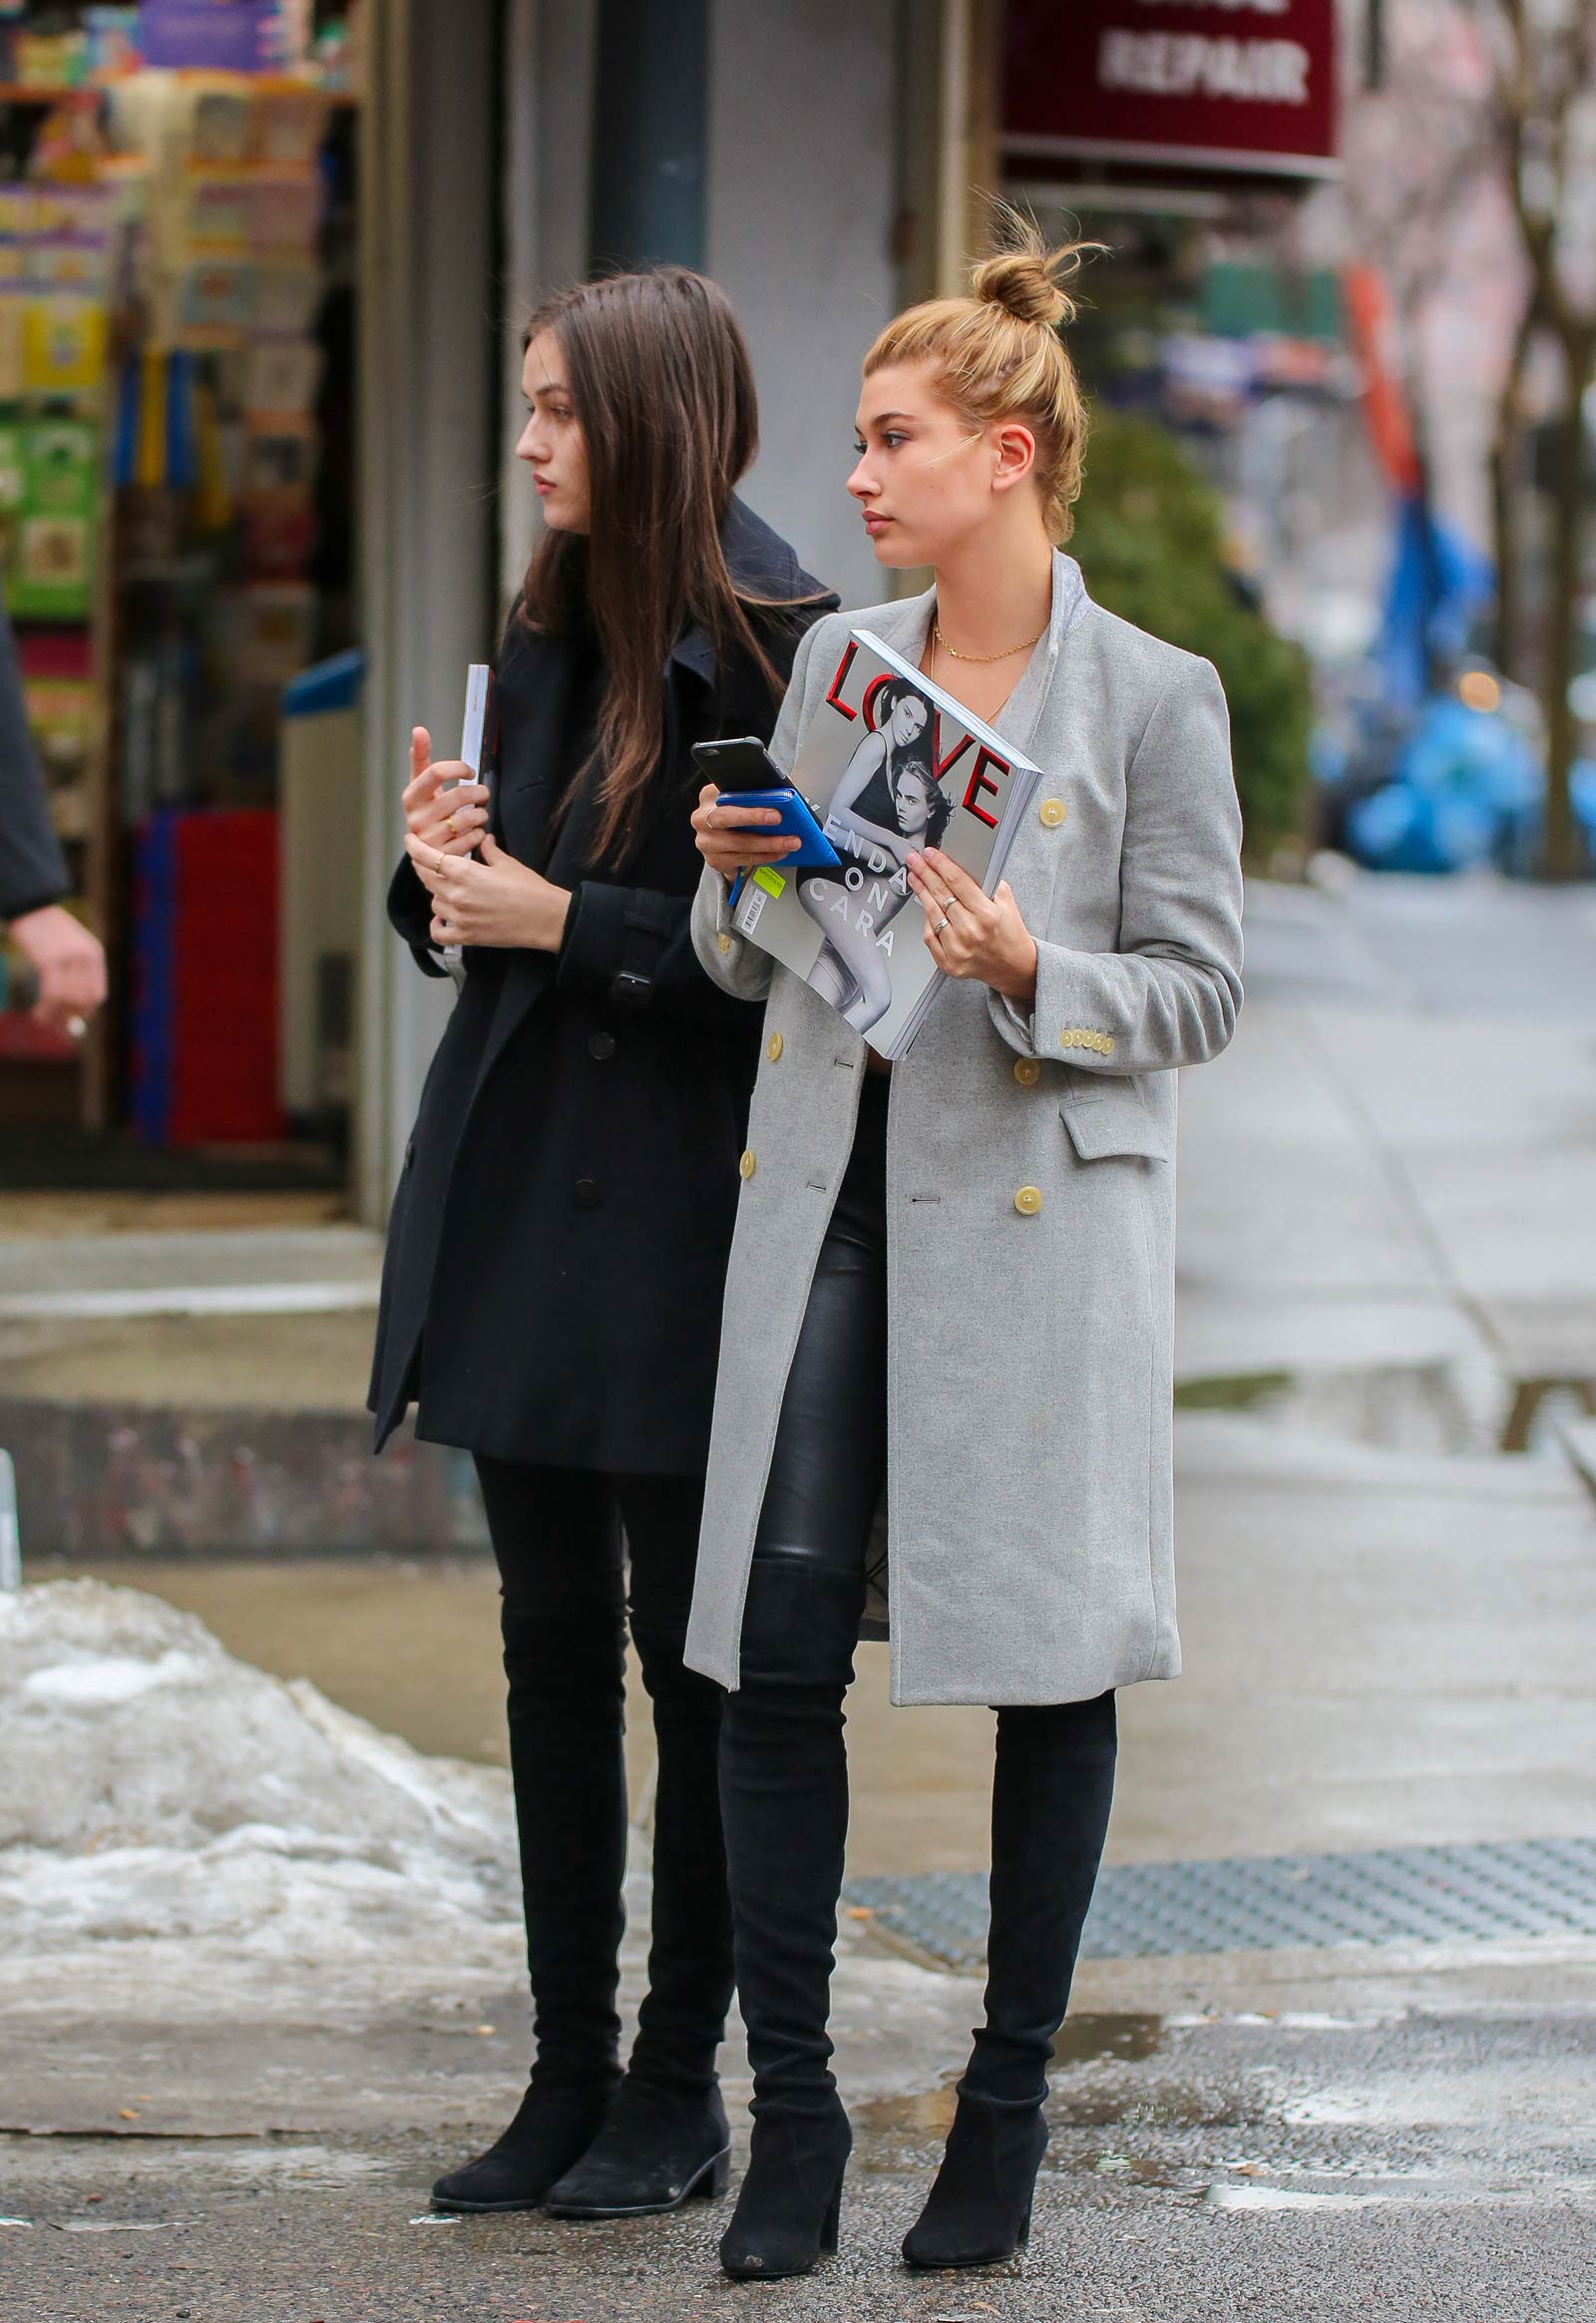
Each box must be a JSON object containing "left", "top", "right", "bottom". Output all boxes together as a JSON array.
[
  {"left": 0, "top": 607, "right": 69, "bottom": 924},
  {"left": 554, "top": 595, "right": 837, "bottom": 1023},
  {"left": 386, "top": 855, "right": 449, "bottom": 977},
  {"left": 555, "top": 876, "right": 752, "bottom": 1022}
]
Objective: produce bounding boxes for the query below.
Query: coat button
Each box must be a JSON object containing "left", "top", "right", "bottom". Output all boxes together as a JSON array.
[
  {"left": 766, "top": 1031, "right": 784, "bottom": 1062},
  {"left": 588, "top": 1028, "right": 616, "bottom": 1060},
  {"left": 1038, "top": 797, "right": 1066, "bottom": 828},
  {"left": 739, "top": 1149, "right": 757, "bottom": 1180},
  {"left": 1012, "top": 1057, "right": 1039, "bottom": 1087},
  {"left": 717, "top": 931, "right": 732, "bottom": 953},
  {"left": 1014, "top": 1184, "right": 1042, "bottom": 1215},
  {"left": 574, "top": 1178, "right": 601, "bottom": 1208}
]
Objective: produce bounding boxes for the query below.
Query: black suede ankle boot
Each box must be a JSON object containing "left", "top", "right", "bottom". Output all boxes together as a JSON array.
[
  {"left": 901, "top": 2093, "right": 1046, "bottom": 2268},
  {"left": 544, "top": 2078, "right": 731, "bottom": 2217},
  {"left": 430, "top": 2079, "right": 618, "bottom": 2212},
  {"left": 718, "top": 2102, "right": 852, "bottom": 2280}
]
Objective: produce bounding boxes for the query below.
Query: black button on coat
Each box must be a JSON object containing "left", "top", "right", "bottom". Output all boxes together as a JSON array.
[{"left": 367, "top": 499, "right": 837, "bottom": 1476}]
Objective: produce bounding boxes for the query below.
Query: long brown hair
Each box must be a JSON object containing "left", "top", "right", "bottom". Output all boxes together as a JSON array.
[{"left": 520, "top": 267, "right": 807, "bottom": 865}]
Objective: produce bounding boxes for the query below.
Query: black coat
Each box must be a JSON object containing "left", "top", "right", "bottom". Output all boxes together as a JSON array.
[
  {"left": 0, "top": 606, "right": 69, "bottom": 923},
  {"left": 368, "top": 499, "right": 837, "bottom": 1474}
]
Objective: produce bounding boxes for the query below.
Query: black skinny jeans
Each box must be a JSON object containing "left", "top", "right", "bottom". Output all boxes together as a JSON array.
[
  {"left": 474, "top": 1458, "right": 733, "bottom": 2098},
  {"left": 722, "top": 1072, "right": 1118, "bottom": 2117}
]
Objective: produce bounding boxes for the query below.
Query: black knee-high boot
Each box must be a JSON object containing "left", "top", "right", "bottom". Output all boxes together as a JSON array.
[
  {"left": 433, "top": 1471, "right": 629, "bottom": 2212},
  {"left": 715, "top": 1554, "right": 859, "bottom": 2280},
  {"left": 904, "top": 1691, "right": 1117, "bottom": 2269},
  {"left": 545, "top": 1591, "right": 736, "bottom": 2218}
]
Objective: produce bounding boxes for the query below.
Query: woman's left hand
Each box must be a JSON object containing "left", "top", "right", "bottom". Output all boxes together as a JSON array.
[
  {"left": 907, "top": 848, "right": 1038, "bottom": 1004},
  {"left": 404, "top": 831, "right": 573, "bottom": 953}
]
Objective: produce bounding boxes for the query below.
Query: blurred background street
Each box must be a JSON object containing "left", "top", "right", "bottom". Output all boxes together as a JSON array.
[{"left": 3, "top": 2, "right": 1596, "bottom": 2319}]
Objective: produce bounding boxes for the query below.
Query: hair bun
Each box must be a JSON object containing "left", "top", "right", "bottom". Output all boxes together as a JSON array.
[{"left": 972, "top": 214, "right": 1096, "bottom": 330}]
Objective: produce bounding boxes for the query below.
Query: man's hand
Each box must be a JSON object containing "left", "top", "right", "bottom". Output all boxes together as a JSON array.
[
  {"left": 404, "top": 831, "right": 572, "bottom": 953},
  {"left": 9, "top": 904, "right": 107, "bottom": 1035}
]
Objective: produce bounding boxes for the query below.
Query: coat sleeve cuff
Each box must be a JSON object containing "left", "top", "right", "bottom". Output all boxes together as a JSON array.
[
  {"left": 690, "top": 862, "right": 771, "bottom": 1001},
  {"left": 557, "top": 878, "right": 630, "bottom": 994},
  {"left": 990, "top": 935, "right": 1240, "bottom": 1074},
  {"left": 3, "top": 886, "right": 70, "bottom": 928},
  {"left": 986, "top": 944, "right": 1121, "bottom": 1066},
  {"left": 387, "top": 856, "right": 450, "bottom": 976}
]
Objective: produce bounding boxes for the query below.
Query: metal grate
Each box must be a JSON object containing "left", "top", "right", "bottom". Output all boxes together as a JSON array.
[{"left": 845, "top": 1835, "right": 1596, "bottom": 1968}]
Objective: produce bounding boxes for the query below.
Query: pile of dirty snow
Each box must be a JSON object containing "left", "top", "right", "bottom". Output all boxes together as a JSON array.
[{"left": 0, "top": 1580, "right": 523, "bottom": 2002}]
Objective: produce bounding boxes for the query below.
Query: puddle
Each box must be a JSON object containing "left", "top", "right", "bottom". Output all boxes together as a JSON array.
[
  {"left": 853, "top": 2084, "right": 960, "bottom": 2152},
  {"left": 1050, "top": 2012, "right": 1162, "bottom": 2067},
  {"left": 854, "top": 2019, "right": 1164, "bottom": 2161},
  {"left": 1205, "top": 2181, "right": 1388, "bottom": 2213},
  {"left": 214, "top": 2143, "right": 386, "bottom": 2186}
]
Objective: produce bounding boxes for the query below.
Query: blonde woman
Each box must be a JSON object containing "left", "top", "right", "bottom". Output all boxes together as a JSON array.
[{"left": 689, "top": 227, "right": 1244, "bottom": 2279}]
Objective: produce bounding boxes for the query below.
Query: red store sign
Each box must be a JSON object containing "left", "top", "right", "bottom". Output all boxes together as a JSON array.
[{"left": 1003, "top": 0, "right": 1339, "bottom": 181}]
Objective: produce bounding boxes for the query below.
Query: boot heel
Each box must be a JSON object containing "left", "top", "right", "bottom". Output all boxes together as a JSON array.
[
  {"left": 821, "top": 2171, "right": 844, "bottom": 2253},
  {"left": 1017, "top": 2204, "right": 1032, "bottom": 2246},
  {"left": 701, "top": 2147, "right": 732, "bottom": 2200}
]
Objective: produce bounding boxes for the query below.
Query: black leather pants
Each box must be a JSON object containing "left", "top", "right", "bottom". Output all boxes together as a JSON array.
[{"left": 721, "top": 1073, "right": 1118, "bottom": 2116}]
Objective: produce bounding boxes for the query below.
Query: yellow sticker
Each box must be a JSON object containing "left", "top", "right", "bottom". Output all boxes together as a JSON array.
[{"left": 753, "top": 866, "right": 787, "bottom": 897}]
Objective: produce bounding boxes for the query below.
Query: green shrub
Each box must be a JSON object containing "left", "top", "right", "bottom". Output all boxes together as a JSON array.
[{"left": 1068, "top": 408, "right": 1312, "bottom": 862}]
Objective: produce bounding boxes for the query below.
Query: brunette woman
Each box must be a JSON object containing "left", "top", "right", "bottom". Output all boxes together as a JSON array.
[
  {"left": 369, "top": 268, "right": 835, "bottom": 2220},
  {"left": 688, "top": 226, "right": 1244, "bottom": 2278}
]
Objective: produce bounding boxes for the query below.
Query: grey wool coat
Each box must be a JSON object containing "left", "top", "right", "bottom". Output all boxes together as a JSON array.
[{"left": 684, "top": 552, "right": 1245, "bottom": 1707}]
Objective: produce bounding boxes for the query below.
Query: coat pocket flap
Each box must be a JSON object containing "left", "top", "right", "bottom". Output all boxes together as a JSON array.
[{"left": 1059, "top": 1087, "right": 1169, "bottom": 1163}]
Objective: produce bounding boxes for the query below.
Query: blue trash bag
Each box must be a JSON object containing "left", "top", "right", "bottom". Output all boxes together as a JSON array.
[{"left": 1345, "top": 781, "right": 1498, "bottom": 874}]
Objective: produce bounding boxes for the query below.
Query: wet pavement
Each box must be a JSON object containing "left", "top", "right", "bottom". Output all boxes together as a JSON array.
[{"left": 4, "top": 1999, "right": 1593, "bottom": 2321}]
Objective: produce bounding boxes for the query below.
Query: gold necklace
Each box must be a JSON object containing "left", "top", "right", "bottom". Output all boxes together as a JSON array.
[{"left": 932, "top": 619, "right": 1043, "bottom": 664}]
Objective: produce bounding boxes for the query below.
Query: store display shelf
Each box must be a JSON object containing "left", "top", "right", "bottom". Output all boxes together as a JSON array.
[
  {"left": 0, "top": 85, "right": 100, "bottom": 106},
  {"left": 0, "top": 84, "right": 359, "bottom": 108}
]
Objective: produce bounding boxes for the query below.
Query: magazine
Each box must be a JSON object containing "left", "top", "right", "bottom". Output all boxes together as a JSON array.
[
  {"left": 730, "top": 627, "right": 1042, "bottom": 1059},
  {"left": 441, "top": 662, "right": 492, "bottom": 985}
]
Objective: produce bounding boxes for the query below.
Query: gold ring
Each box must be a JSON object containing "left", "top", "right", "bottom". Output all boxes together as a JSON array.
[
  {"left": 435, "top": 850, "right": 446, "bottom": 873},
  {"left": 446, "top": 812, "right": 458, "bottom": 835}
]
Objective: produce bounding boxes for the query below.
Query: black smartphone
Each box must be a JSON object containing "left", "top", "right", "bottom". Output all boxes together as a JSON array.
[{"left": 691, "top": 736, "right": 787, "bottom": 792}]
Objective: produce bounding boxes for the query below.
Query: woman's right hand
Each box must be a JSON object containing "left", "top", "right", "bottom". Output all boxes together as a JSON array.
[
  {"left": 690, "top": 781, "right": 802, "bottom": 879},
  {"left": 403, "top": 726, "right": 491, "bottom": 861}
]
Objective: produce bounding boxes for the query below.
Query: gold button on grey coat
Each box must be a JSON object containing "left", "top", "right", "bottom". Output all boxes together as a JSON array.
[{"left": 685, "top": 555, "right": 1245, "bottom": 1707}]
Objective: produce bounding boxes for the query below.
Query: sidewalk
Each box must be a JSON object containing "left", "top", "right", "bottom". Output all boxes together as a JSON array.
[{"left": 4, "top": 869, "right": 1596, "bottom": 2318}]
